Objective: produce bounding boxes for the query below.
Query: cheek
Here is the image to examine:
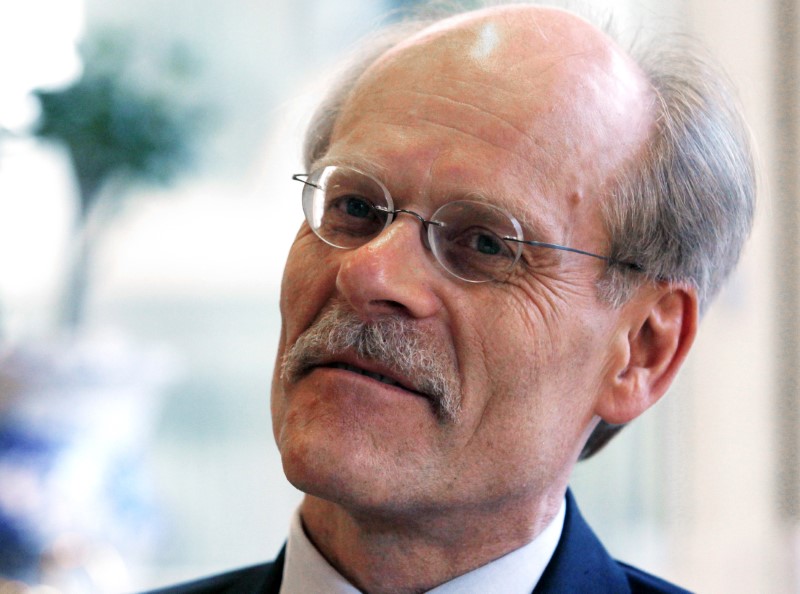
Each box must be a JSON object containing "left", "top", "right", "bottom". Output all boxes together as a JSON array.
[
  {"left": 272, "top": 231, "right": 339, "bottom": 434},
  {"left": 455, "top": 288, "right": 609, "bottom": 459},
  {"left": 278, "top": 230, "right": 339, "bottom": 346}
]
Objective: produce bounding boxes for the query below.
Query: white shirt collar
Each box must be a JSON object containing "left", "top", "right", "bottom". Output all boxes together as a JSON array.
[{"left": 279, "top": 499, "right": 565, "bottom": 594}]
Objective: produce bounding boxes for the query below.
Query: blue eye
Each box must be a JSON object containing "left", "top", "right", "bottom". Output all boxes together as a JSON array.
[
  {"left": 321, "top": 193, "right": 387, "bottom": 241},
  {"left": 455, "top": 227, "right": 510, "bottom": 258},
  {"left": 344, "top": 196, "right": 372, "bottom": 218},
  {"left": 475, "top": 233, "right": 502, "bottom": 255}
]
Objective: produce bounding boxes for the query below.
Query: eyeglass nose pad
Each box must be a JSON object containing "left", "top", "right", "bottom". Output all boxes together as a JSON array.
[{"left": 420, "top": 221, "right": 433, "bottom": 251}]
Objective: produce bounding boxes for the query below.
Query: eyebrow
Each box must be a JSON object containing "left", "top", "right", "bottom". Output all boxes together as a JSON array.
[
  {"left": 459, "top": 189, "right": 561, "bottom": 244},
  {"left": 311, "top": 154, "right": 389, "bottom": 180},
  {"left": 308, "top": 156, "right": 562, "bottom": 244}
]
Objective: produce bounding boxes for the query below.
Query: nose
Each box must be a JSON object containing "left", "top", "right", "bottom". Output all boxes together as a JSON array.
[{"left": 335, "top": 217, "right": 444, "bottom": 320}]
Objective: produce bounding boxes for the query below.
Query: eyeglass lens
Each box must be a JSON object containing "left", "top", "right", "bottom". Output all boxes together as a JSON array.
[
  {"left": 429, "top": 200, "right": 521, "bottom": 282},
  {"left": 300, "top": 166, "right": 525, "bottom": 282}
]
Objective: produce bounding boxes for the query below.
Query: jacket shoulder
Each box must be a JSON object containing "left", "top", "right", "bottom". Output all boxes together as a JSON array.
[
  {"left": 534, "top": 491, "right": 692, "bottom": 593},
  {"left": 142, "top": 563, "right": 275, "bottom": 594},
  {"left": 619, "top": 562, "right": 693, "bottom": 594},
  {"left": 142, "top": 548, "right": 285, "bottom": 594}
]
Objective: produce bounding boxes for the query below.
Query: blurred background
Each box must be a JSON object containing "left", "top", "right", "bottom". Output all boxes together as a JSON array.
[{"left": 0, "top": 0, "right": 796, "bottom": 592}]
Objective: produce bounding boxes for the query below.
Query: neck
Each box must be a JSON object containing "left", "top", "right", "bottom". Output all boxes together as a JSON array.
[{"left": 298, "top": 489, "right": 565, "bottom": 594}]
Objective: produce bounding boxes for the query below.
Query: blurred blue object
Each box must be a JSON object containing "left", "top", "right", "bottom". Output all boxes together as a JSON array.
[{"left": 0, "top": 334, "right": 175, "bottom": 591}]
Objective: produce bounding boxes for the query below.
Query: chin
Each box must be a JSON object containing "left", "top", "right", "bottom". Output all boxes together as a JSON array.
[
  {"left": 279, "top": 437, "right": 398, "bottom": 511},
  {"left": 275, "top": 410, "right": 439, "bottom": 515}
]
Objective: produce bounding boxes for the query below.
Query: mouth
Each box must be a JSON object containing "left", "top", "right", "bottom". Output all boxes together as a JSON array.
[
  {"left": 328, "top": 362, "right": 404, "bottom": 387},
  {"left": 280, "top": 305, "right": 461, "bottom": 423},
  {"left": 315, "top": 360, "right": 427, "bottom": 398}
]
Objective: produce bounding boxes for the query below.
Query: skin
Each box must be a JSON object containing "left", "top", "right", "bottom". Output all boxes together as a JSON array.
[{"left": 271, "top": 6, "right": 698, "bottom": 594}]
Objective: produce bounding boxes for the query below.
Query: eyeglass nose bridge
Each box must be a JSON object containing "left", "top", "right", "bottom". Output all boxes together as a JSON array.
[{"left": 374, "top": 206, "right": 444, "bottom": 251}]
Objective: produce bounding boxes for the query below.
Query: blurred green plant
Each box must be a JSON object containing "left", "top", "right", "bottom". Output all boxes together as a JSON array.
[{"left": 32, "top": 29, "right": 206, "bottom": 332}]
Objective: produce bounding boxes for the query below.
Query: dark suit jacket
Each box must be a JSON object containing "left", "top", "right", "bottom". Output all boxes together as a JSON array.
[{"left": 144, "top": 490, "right": 691, "bottom": 593}]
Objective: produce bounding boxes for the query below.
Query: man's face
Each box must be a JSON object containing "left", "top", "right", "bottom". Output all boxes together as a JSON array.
[{"left": 271, "top": 10, "right": 653, "bottom": 520}]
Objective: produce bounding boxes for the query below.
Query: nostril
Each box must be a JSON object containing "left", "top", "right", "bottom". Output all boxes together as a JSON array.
[{"left": 373, "top": 299, "right": 408, "bottom": 313}]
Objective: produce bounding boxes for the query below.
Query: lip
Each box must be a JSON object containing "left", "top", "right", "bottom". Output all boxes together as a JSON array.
[{"left": 308, "top": 353, "right": 429, "bottom": 399}]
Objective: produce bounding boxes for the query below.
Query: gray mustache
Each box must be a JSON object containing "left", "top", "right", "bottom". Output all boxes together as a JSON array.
[{"left": 280, "top": 304, "right": 461, "bottom": 422}]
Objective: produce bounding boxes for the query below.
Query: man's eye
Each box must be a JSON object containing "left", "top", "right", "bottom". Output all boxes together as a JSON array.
[
  {"left": 455, "top": 228, "right": 512, "bottom": 258},
  {"left": 322, "top": 194, "right": 384, "bottom": 239},
  {"left": 474, "top": 233, "right": 503, "bottom": 255},
  {"left": 326, "top": 194, "right": 378, "bottom": 220},
  {"left": 342, "top": 196, "right": 373, "bottom": 218}
]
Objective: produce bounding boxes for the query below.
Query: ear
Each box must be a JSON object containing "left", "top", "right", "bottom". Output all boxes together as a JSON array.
[{"left": 594, "top": 283, "right": 698, "bottom": 425}]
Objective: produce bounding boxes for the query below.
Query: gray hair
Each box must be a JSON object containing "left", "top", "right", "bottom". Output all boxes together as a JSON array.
[
  {"left": 583, "top": 39, "right": 756, "bottom": 458},
  {"left": 300, "top": 7, "right": 756, "bottom": 460}
]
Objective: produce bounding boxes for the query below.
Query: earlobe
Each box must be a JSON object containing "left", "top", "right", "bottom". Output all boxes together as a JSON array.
[{"left": 596, "top": 284, "right": 699, "bottom": 425}]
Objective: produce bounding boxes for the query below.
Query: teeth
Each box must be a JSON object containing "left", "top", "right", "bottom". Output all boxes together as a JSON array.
[{"left": 330, "top": 362, "right": 401, "bottom": 387}]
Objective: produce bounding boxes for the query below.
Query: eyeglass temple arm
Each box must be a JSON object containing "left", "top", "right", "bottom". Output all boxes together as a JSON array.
[
  {"left": 292, "top": 173, "right": 320, "bottom": 189},
  {"left": 503, "top": 237, "right": 644, "bottom": 272}
]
